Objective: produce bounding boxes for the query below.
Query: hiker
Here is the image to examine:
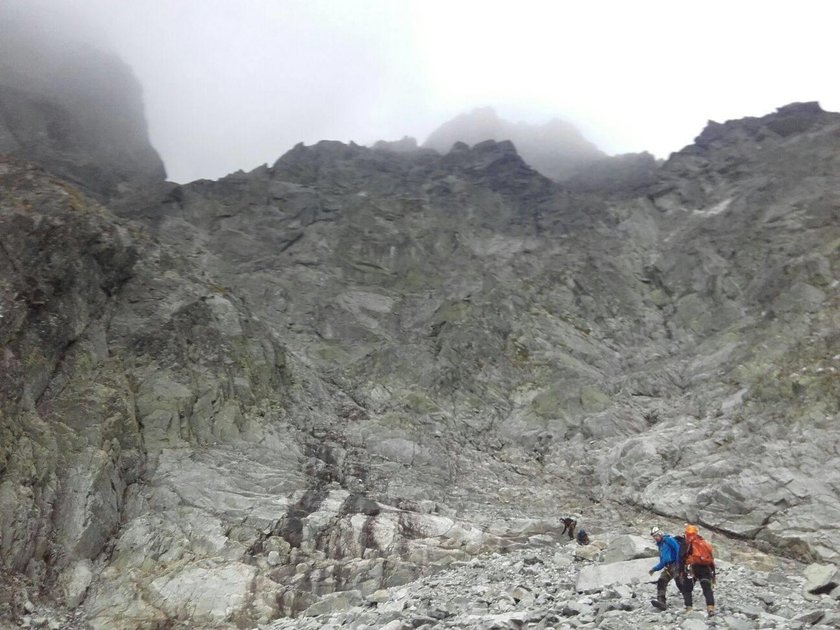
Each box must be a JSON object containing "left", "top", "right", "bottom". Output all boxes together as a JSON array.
[
  {"left": 648, "top": 526, "right": 681, "bottom": 611},
  {"left": 560, "top": 516, "right": 577, "bottom": 539},
  {"left": 683, "top": 524, "right": 716, "bottom": 617},
  {"left": 576, "top": 528, "right": 590, "bottom": 545}
]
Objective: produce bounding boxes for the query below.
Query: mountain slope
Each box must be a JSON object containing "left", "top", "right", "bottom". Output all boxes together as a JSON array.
[{"left": 0, "top": 37, "right": 838, "bottom": 626}]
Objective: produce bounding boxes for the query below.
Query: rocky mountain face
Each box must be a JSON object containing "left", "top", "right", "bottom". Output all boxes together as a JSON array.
[{"left": 0, "top": 40, "right": 839, "bottom": 630}]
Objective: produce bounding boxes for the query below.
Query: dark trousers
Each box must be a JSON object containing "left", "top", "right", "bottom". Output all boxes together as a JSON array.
[
  {"left": 561, "top": 518, "right": 576, "bottom": 539},
  {"left": 655, "top": 565, "right": 678, "bottom": 603},
  {"left": 682, "top": 564, "right": 715, "bottom": 607}
]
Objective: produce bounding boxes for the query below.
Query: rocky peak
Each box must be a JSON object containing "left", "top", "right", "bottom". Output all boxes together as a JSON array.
[
  {"left": 443, "top": 138, "right": 521, "bottom": 165},
  {"left": 278, "top": 139, "right": 368, "bottom": 164},
  {"left": 438, "top": 139, "right": 551, "bottom": 198},
  {"left": 690, "top": 100, "right": 831, "bottom": 151},
  {"left": 649, "top": 101, "right": 840, "bottom": 214},
  {"left": 776, "top": 100, "right": 824, "bottom": 115},
  {"left": 371, "top": 136, "right": 427, "bottom": 154},
  {"left": 423, "top": 106, "right": 605, "bottom": 181}
]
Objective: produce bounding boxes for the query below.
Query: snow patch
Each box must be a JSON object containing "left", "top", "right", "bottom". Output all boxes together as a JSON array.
[{"left": 694, "top": 197, "right": 732, "bottom": 216}]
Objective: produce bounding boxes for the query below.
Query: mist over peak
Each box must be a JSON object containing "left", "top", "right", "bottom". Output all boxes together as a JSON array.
[
  {"left": 0, "top": 10, "right": 165, "bottom": 197},
  {"left": 423, "top": 107, "right": 606, "bottom": 181}
]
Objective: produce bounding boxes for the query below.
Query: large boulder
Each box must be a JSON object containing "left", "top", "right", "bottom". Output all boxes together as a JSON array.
[{"left": 576, "top": 558, "right": 654, "bottom": 593}]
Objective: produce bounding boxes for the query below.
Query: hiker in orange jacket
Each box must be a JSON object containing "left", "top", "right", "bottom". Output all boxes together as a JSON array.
[{"left": 683, "top": 524, "right": 716, "bottom": 617}]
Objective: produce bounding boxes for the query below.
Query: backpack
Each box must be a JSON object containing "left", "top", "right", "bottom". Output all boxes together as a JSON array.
[
  {"left": 690, "top": 537, "right": 715, "bottom": 566},
  {"left": 674, "top": 535, "right": 689, "bottom": 567},
  {"left": 661, "top": 534, "right": 680, "bottom": 562}
]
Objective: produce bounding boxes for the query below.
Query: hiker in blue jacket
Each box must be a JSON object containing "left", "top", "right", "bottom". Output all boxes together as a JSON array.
[{"left": 648, "top": 525, "right": 681, "bottom": 611}]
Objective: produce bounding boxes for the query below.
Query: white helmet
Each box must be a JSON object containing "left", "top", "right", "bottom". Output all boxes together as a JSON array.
[{"left": 650, "top": 526, "right": 663, "bottom": 537}]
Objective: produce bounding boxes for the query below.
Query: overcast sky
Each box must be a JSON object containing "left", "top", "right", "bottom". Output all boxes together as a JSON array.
[{"left": 5, "top": 0, "right": 840, "bottom": 183}]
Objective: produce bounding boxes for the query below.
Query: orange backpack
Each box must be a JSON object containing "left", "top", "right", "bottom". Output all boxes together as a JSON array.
[{"left": 691, "top": 537, "right": 715, "bottom": 565}]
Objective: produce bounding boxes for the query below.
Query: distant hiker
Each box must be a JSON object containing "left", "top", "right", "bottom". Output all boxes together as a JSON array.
[
  {"left": 576, "top": 529, "right": 590, "bottom": 545},
  {"left": 683, "top": 524, "right": 716, "bottom": 617},
  {"left": 648, "top": 526, "right": 681, "bottom": 611},
  {"left": 560, "top": 516, "right": 577, "bottom": 539}
]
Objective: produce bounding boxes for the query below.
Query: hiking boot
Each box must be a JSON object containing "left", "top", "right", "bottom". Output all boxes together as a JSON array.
[
  {"left": 684, "top": 606, "right": 693, "bottom": 613},
  {"left": 707, "top": 604, "right": 716, "bottom": 617},
  {"left": 650, "top": 598, "right": 666, "bottom": 611}
]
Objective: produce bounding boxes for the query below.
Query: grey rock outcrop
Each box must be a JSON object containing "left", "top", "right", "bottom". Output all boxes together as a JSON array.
[
  {"left": 0, "top": 158, "right": 141, "bottom": 580},
  {"left": 602, "top": 535, "right": 658, "bottom": 563}
]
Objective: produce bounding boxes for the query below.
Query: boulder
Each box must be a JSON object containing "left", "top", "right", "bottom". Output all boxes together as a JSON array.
[
  {"left": 802, "top": 563, "right": 840, "bottom": 596},
  {"left": 603, "top": 535, "right": 658, "bottom": 563},
  {"left": 576, "top": 558, "right": 654, "bottom": 593}
]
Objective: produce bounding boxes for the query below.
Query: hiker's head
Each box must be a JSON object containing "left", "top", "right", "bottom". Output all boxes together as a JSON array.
[
  {"left": 650, "top": 526, "right": 663, "bottom": 541},
  {"left": 685, "top": 524, "right": 699, "bottom": 540}
]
